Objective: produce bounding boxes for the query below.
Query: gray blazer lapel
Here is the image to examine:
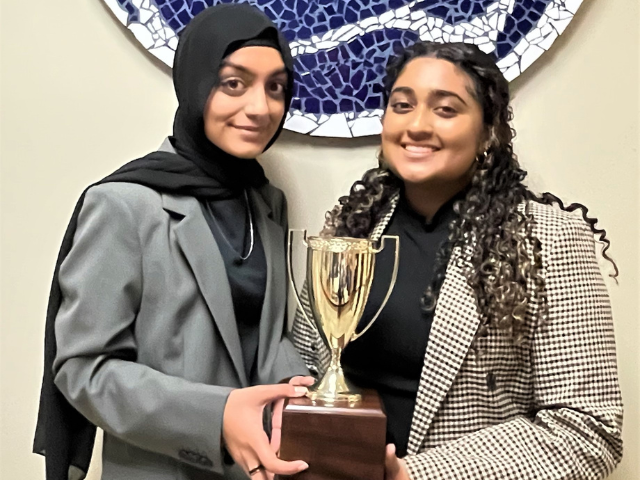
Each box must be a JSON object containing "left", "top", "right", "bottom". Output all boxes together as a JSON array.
[
  {"left": 406, "top": 251, "right": 480, "bottom": 454},
  {"left": 249, "top": 189, "right": 286, "bottom": 378},
  {"left": 162, "top": 193, "right": 249, "bottom": 387}
]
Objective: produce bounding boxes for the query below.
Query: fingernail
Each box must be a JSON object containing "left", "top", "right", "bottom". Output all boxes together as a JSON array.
[
  {"left": 299, "top": 462, "right": 309, "bottom": 470},
  {"left": 294, "top": 387, "right": 308, "bottom": 395}
]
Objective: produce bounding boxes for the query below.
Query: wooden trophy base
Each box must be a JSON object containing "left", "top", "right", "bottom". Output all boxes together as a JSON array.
[{"left": 278, "top": 389, "right": 386, "bottom": 480}]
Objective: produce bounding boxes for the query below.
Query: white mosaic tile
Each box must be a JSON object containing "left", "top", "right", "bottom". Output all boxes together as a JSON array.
[
  {"left": 503, "top": 63, "right": 520, "bottom": 81},
  {"left": 565, "top": 0, "right": 582, "bottom": 14},
  {"left": 352, "top": 116, "right": 383, "bottom": 137},
  {"left": 520, "top": 44, "right": 545, "bottom": 71},
  {"left": 284, "top": 115, "right": 317, "bottom": 135},
  {"left": 311, "top": 113, "right": 352, "bottom": 137}
]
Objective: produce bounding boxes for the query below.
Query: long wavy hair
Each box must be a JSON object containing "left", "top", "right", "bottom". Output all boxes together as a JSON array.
[{"left": 323, "top": 42, "right": 617, "bottom": 344}]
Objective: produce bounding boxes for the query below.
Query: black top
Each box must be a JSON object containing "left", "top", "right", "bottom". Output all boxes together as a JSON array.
[
  {"left": 341, "top": 193, "right": 457, "bottom": 457},
  {"left": 201, "top": 194, "right": 267, "bottom": 381}
]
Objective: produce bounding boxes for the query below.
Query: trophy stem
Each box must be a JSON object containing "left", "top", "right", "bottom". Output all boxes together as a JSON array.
[{"left": 308, "top": 347, "right": 361, "bottom": 405}]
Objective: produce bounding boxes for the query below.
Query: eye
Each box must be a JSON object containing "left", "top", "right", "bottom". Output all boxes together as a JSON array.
[
  {"left": 435, "top": 106, "right": 458, "bottom": 117},
  {"left": 390, "top": 101, "right": 412, "bottom": 112},
  {"left": 220, "top": 78, "right": 245, "bottom": 91},
  {"left": 268, "top": 81, "right": 287, "bottom": 97}
]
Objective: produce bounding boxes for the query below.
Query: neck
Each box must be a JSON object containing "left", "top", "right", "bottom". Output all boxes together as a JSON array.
[{"left": 404, "top": 179, "right": 469, "bottom": 221}]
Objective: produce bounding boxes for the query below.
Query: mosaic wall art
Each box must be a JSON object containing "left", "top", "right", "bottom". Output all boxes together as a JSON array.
[{"left": 103, "top": 0, "right": 582, "bottom": 137}]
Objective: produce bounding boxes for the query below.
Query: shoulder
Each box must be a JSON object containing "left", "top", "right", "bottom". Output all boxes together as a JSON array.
[
  {"left": 84, "top": 182, "right": 163, "bottom": 207},
  {"left": 81, "top": 182, "right": 164, "bottom": 222},
  {"left": 526, "top": 200, "right": 593, "bottom": 238},
  {"left": 524, "top": 200, "right": 600, "bottom": 263}
]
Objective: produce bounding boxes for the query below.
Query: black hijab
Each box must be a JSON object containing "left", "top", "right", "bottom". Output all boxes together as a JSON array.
[{"left": 33, "top": 5, "right": 293, "bottom": 479}]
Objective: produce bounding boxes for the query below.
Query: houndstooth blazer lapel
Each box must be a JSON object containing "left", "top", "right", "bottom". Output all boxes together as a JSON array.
[
  {"left": 405, "top": 252, "right": 480, "bottom": 454},
  {"left": 370, "top": 193, "right": 482, "bottom": 455}
]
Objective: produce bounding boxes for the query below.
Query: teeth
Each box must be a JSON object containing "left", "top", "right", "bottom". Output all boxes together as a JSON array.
[{"left": 404, "top": 145, "right": 436, "bottom": 153}]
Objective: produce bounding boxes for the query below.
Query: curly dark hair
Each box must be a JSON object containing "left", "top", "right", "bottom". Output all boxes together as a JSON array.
[{"left": 323, "top": 42, "right": 617, "bottom": 344}]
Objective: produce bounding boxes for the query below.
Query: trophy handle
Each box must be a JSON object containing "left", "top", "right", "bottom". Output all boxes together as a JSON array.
[
  {"left": 351, "top": 235, "right": 400, "bottom": 341},
  {"left": 287, "top": 229, "right": 319, "bottom": 335}
]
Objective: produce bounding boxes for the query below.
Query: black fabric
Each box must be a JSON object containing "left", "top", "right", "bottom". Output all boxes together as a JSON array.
[
  {"left": 33, "top": 4, "right": 293, "bottom": 479},
  {"left": 200, "top": 196, "right": 267, "bottom": 380},
  {"left": 342, "top": 193, "right": 459, "bottom": 458}
]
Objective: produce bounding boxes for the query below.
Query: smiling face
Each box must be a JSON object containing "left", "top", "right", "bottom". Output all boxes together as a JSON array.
[
  {"left": 203, "top": 46, "right": 288, "bottom": 159},
  {"left": 381, "top": 57, "right": 487, "bottom": 193}
]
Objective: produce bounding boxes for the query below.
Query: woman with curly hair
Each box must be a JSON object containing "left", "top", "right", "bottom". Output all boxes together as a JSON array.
[{"left": 293, "top": 42, "right": 623, "bottom": 480}]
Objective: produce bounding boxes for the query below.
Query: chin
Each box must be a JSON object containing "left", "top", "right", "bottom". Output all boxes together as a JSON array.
[
  {"left": 234, "top": 150, "right": 262, "bottom": 159},
  {"left": 391, "top": 166, "right": 435, "bottom": 185},
  {"left": 226, "top": 145, "right": 264, "bottom": 159},
  {"left": 399, "top": 176, "right": 433, "bottom": 186}
]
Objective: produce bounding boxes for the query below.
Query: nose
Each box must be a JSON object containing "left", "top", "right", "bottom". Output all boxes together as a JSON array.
[
  {"left": 244, "top": 84, "right": 270, "bottom": 121},
  {"left": 407, "top": 104, "right": 433, "bottom": 138}
]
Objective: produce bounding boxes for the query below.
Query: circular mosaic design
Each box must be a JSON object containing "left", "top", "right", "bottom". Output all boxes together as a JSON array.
[{"left": 103, "top": 0, "right": 582, "bottom": 137}]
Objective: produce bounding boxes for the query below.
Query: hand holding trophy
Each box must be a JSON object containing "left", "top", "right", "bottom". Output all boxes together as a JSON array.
[{"left": 279, "top": 230, "right": 399, "bottom": 480}]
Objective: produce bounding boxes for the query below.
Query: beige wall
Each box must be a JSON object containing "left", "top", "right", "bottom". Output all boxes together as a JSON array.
[{"left": 1, "top": 0, "right": 638, "bottom": 478}]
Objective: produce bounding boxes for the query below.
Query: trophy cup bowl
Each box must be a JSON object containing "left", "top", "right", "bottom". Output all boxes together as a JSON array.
[
  {"left": 289, "top": 233, "right": 399, "bottom": 404},
  {"left": 280, "top": 231, "right": 399, "bottom": 480}
]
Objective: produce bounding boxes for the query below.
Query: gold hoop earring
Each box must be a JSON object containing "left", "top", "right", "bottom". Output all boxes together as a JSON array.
[{"left": 476, "top": 150, "right": 489, "bottom": 166}]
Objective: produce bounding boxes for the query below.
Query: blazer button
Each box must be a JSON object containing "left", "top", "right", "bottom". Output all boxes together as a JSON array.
[
  {"left": 178, "top": 449, "right": 213, "bottom": 468},
  {"left": 486, "top": 371, "right": 497, "bottom": 392}
]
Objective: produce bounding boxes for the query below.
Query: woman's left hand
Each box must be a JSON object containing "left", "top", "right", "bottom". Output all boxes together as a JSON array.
[
  {"left": 270, "top": 376, "right": 316, "bottom": 453},
  {"left": 385, "top": 444, "right": 411, "bottom": 480}
]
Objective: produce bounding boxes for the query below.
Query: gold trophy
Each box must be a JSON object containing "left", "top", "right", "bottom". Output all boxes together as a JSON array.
[
  {"left": 278, "top": 231, "right": 399, "bottom": 480},
  {"left": 288, "top": 232, "right": 399, "bottom": 403}
]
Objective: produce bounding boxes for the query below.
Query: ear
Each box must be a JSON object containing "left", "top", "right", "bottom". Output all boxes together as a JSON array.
[
  {"left": 376, "top": 148, "right": 386, "bottom": 169},
  {"left": 479, "top": 126, "right": 494, "bottom": 153}
]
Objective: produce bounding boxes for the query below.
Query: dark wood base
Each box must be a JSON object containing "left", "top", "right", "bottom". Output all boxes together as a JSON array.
[{"left": 278, "top": 390, "right": 386, "bottom": 480}]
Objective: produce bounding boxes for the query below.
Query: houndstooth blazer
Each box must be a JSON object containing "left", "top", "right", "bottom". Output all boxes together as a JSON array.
[{"left": 292, "top": 193, "right": 623, "bottom": 480}]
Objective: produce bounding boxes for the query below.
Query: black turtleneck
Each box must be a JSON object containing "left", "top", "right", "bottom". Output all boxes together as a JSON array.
[{"left": 341, "top": 192, "right": 458, "bottom": 457}]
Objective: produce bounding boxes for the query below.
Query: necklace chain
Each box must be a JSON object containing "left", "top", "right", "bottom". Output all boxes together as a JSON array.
[{"left": 238, "top": 190, "right": 254, "bottom": 261}]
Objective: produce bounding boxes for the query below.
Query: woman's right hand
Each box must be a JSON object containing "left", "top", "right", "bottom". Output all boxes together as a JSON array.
[{"left": 222, "top": 384, "right": 309, "bottom": 479}]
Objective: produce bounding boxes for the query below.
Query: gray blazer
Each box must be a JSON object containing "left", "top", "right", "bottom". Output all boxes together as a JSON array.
[{"left": 53, "top": 144, "right": 307, "bottom": 480}]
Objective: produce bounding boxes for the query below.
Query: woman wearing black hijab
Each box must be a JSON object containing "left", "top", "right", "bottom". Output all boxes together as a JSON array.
[{"left": 33, "top": 4, "right": 312, "bottom": 480}]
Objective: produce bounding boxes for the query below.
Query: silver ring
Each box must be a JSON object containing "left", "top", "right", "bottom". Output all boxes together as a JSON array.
[{"left": 249, "top": 464, "right": 265, "bottom": 476}]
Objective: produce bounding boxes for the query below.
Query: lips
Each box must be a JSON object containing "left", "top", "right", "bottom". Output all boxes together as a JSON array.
[
  {"left": 234, "top": 125, "right": 261, "bottom": 132},
  {"left": 401, "top": 143, "right": 440, "bottom": 157}
]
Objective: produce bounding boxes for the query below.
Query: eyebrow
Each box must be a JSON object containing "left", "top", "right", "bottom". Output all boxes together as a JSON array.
[
  {"left": 389, "top": 86, "right": 468, "bottom": 106},
  {"left": 431, "top": 89, "right": 468, "bottom": 106},
  {"left": 389, "top": 86, "right": 415, "bottom": 97},
  {"left": 220, "top": 61, "right": 287, "bottom": 78}
]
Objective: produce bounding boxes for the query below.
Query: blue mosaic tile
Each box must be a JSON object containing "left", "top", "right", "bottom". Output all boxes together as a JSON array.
[
  {"left": 414, "top": 0, "right": 493, "bottom": 24},
  {"left": 496, "top": 0, "right": 551, "bottom": 57},
  {"left": 293, "top": 28, "right": 420, "bottom": 114},
  {"left": 116, "top": 0, "right": 140, "bottom": 22},
  {"left": 154, "top": 1, "right": 515, "bottom": 40}
]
